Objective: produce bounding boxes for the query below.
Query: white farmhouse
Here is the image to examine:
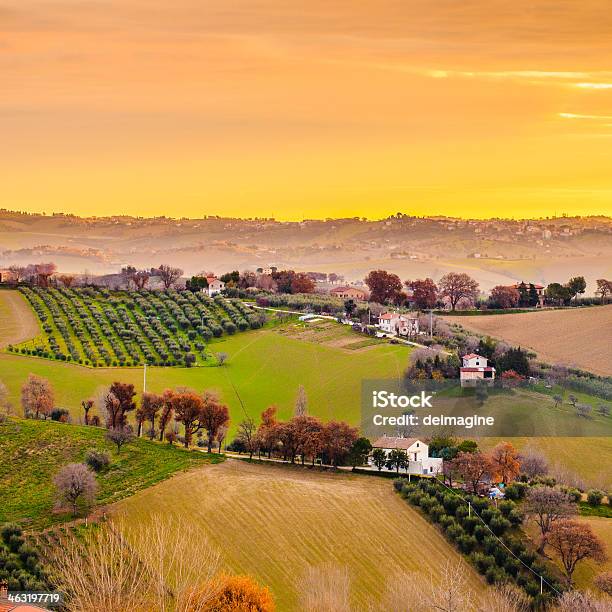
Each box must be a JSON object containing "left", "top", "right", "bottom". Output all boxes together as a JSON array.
[
  {"left": 370, "top": 436, "right": 443, "bottom": 475},
  {"left": 377, "top": 312, "right": 419, "bottom": 337},
  {"left": 459, "top": 353, "right": 495, "bottom": 387},
  {"left": 203, "top": 275, "right": 225, "bottom": 297}
]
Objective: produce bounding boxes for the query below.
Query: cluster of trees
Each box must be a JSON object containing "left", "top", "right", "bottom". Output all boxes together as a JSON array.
[
  {"left": 397, "top": 478, "right": 558, "bottom": 600},
  {"left": 4, "top": 262, "right": 57, "bottom": 287},
  {"left": 230, "top": 401, "right": 369, "bottom": 468},
  {"left": 364, "top": 271, "right": 480, "bottom": 311},
  {"left": 441, "top": 442, "right": 522, "bottom": 490},
  {"left": 120, "top": 264, "right": 184, "bottom": 290},
  {"left": 189, "top": 268, "right": 317, "bottom": 295},
  {"left": 545, "top": 276, "right": 587, "bottom": 306},
  {"left": 0, "top": 523, "right": 50, "bottom": 592},
  {"left": 92, "top": 382, "right": 230, "bottom": 451}
]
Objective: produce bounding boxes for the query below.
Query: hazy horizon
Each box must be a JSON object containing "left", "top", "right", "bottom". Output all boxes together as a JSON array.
[{"left": 2, "top": 207, "right": 611, "bottom": 223}]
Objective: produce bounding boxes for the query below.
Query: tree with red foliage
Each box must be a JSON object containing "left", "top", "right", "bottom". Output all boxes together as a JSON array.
[
  {"left": 200, "top": 392, "right": 230, "bottom": 452},
  {"left": 489, "top": 442, "right": 521, "bottom": 484},
  {"left": 548, "top": 520, "right": 607, "bottom": 586},
  {"left": 501, "top": 369, "right": 524, "bottom": 388},
  {"left": 364, "top": 270, "right": 403, "bottom": 304},
  {"left": 438, "top": 272, "right": 480, "bottom": 311},
  {"left": 171, "top": 391, "right": 206, "bottom": 448},
  {"left": 140, "top": 391, "right": 164, "bottom": 439},
  {"left": 255, "top": 405, "right": 281, "bottom": 458},
  {"left": 158, "top": 389, "right": 175, "bottom": 442},
  {"left": 321, "top": 421, "right": 359, "bottom": 467},
  {"left": 490, "top": 285, "right": 520, "bottom": 309},
  {"left": 405, "top": 278, "right": 438, "bottom": 309},
  {"left": 105, "top": 382, "right": 136, "bottom": 429},
  {"left": 291, "top": 273, "right": 316, "bottom": 294},
  {"left": 453, "top": 451, "right": 492, "bottom": 494}
]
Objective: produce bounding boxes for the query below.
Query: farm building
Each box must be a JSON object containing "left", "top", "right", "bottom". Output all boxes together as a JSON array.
[
  {"left": 329, "top": 285, "right": 369, "bottom": 300},
  {"left": 370, "top": 436, "right": 443, "bottom": 475},
  {"left": 203, "top": 276, "right": 225, "bottom": 297},
  {"left": 377, "top": 312, "right": 419, "bottom": 337},
  {"left": 460, "top": 353, "right": 495, "bottom": 387}
]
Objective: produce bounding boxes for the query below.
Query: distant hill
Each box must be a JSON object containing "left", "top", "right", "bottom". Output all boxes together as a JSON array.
[{"left": 1, "top": 210, "right": 611, "bottom": 292}]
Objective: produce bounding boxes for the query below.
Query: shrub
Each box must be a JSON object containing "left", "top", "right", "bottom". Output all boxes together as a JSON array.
[
  {"left": 587, "top": 489, "right": 605, "bottom": 506},
  {"left": 50, "top": 408, "right": 70, "bottom": 422},
  {"left": 84, "top": 449, "right": 111, "bottom": 472},
  {"left": 504, "top": 482, "right": 528, "bottom": 500},
  {"left": 457, "top": 534, "right": 478, "bottom": 554},
  {"left": 489, "top": 516, "right": 511, "bottom": 536}
]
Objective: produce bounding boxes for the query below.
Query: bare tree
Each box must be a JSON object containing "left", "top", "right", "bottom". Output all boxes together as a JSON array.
[
  {"left": 299, "top": 564, "right": 351, "bottom": 612},
  {"left": 555, "top": 590, "right": 612, "bottom": 612},
  {"left": 294, "top": 384, "right": 308, "bottom": 417},
  {"left": 50, "top": 517, "right": 221, "bottom": 612},
  {"left": 237, "top": 417, "right": 258, "bottom": 459},
  {"left": 216, "top": 352, "right": 228, "bottom": 366},
  {"left": 0, "top": 380, "right": 13, "bottom": 417},
  {"left": 54, "top": 463, "right": 98, "bottom": 516},
  {"left": 81, "top": 399, "right": 94, "bottom": 425},
  {"left": 157, "top": 264, "right": 184, "bottom": 289},
  {"left": 132, "top": 270, "right": 150, "bottom": 290},
  {"left": 519, "top": 445, "right": 549, "bottom": 479},
  {"left": 57, "top": 274, "right": 76, "bottom": 288},
  {"left": 524, "top": 486, "right": 576, "bottom": 553},
  {"left": 105, "top": 426, "right": 135, "bottom": 454},
  {"left": 594, "top": 571, "right": 612, "bottom": 596}
]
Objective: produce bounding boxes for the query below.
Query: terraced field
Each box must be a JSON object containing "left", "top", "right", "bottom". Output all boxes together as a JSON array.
[
  {"left": 11, "top": 287, "right": 264, "bottom": 367},
  {"left": 113, "top": 459, "right": 484, "bottom": 610}
]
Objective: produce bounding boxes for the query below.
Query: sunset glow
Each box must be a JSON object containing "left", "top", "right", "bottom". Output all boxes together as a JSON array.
[{"left": 2, "top": 1, "right": 612, "bottom": 219}]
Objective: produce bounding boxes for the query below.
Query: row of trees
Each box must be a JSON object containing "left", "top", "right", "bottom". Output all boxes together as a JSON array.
[
  {"left": 231, "top": 406, "right": 370, "bottom": 468},
  {"left": 365, "top": 270, "right": 479, "bottom": 311}
]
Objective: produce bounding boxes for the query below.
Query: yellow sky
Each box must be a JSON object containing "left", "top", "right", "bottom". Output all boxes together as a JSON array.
[{"left": 1, "top": 1, "right": 612, "bottom": 219}]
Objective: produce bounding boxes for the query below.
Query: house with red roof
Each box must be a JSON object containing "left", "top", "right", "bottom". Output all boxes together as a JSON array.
[{"left": 460, "top": 353, "right": 495, "bottom": 387}]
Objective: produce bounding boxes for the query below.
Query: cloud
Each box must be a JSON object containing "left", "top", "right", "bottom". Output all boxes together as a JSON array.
[
  {"left": 559, "top": 112, "right": 612, "bottom": 120},
  {"left": 574, "top": 82, "right": 612, "bottom": 89}
]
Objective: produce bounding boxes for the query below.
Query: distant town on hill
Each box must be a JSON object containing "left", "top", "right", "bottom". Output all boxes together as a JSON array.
[{"left": 1, "top": 210, "right": 611, "bottom": 292}]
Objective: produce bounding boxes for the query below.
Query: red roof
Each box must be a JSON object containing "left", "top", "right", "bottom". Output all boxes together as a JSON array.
[
  {"left": 462, "top": 353, "right": 482, "bottom": 360},
  {"left": 379, "top": 313, "right": 397, "bottom": 320}
]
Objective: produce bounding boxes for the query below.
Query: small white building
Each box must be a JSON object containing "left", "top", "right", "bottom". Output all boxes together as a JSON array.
[
  {"left": 203, "top": 276, "right": 225, "bottom": 297},
  {"left": 378, "top": 312, "right": 419, "bottom": 337},
  {"left": 370, "top": 436, "right": 443, "bottom": 475},
  {"left": 460, "top": 353, "right": 495, "bottom": 387}
]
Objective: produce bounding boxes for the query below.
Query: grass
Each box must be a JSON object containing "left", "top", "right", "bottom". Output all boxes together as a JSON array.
[
  {"left": 0, "top": 417, "right": 222, "bottom": 530},
  {"left": 0, "top": 323, "right": 411, "bottom": 438},
  {"left": 578, "top": 502, "right": 612, "bottom": 518},
  {"left": 113, "top": 459, "right": 484, "bottom": 611}
]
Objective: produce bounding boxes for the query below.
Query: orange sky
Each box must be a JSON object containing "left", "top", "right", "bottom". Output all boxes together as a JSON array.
[{"left": 1, "top": 1, "right": 612, "bottom": 220}]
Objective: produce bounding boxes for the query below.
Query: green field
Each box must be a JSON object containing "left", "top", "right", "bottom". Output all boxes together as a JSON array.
[
  {"left": 2, "top": 290, "right": 612, "bottom": 485},
  {"left": 1, "top": 321, "right": 411, "bottom": 437},
  {"left": 0, "top": 418, "right": 222, "bottom": 530}
]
